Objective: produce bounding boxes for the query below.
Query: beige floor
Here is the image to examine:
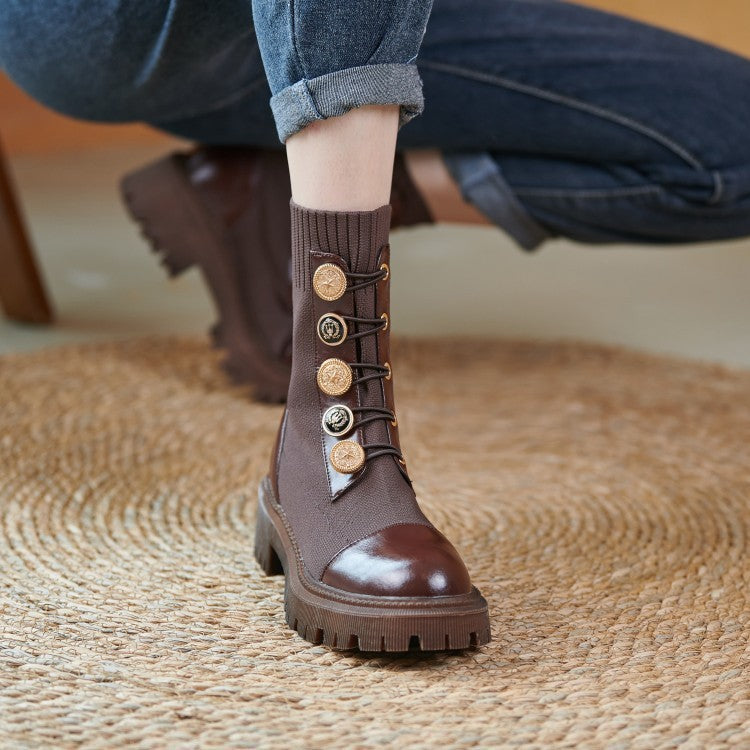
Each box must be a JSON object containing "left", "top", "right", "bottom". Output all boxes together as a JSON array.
[{"left": 2, "top": 145, "right": 750, "bottom": 370}]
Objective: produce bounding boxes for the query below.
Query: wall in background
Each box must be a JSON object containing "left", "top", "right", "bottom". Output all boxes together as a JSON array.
[
  {"left": 576, "top": 0, "right": 750, "bottom": 58},
  {"left": 0, "top": 76, "right": 172, "bottom": 156}
]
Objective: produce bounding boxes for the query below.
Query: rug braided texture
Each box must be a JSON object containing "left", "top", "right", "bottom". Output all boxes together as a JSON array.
[{"left": 1, "top": 336, "right": 749, "bottom": 748}]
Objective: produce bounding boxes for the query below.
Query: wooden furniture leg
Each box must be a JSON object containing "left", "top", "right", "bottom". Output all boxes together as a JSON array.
[{"left": 0, "top": 138, "right": 53, "bottom": 324}]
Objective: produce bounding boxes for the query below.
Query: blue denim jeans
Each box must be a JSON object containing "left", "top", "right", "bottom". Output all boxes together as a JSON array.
[
  {"left": 251, "top": 0, "right": 433, "bottom": 143},
  {"left": 2, "top": 0, "right": 750, "bottom": 250}
]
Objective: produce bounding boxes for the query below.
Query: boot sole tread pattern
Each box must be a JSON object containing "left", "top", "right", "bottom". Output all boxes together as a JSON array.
[{"left": 253, "top": 476, "right": 491, "bottom": 653}]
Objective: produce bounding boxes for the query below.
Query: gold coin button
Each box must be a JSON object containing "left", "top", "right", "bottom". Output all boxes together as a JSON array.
[
  {"left": 317, "top": 313, "right": 347, "bottom": 346},
  {"left": 313, "top": 263, "right": 347, "bottom": 301},
  {"left": 330, "top": 440, "right": 366, "bottom": 474},
  {"left": 316, "top": 358, "right": 353, "bottom": 396}
]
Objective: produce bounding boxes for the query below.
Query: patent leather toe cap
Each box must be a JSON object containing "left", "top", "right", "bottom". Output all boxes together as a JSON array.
[{"left": 321, "top": 524, "right": 472, "bottom": 597}]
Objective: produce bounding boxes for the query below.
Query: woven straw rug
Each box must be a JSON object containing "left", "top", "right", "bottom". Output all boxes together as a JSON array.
[{"left": 1, "top": 336, "right": 749, "bottom": 749}]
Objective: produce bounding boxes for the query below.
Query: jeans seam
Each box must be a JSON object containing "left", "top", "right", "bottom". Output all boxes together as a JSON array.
[
  {"left": 154, "top": 75, "right": 268, "bottom": 123},
  {"left": 134, "top": 0, "right": 179, "bottom": 88},
  {"left": 514, "top": 185, "right": 663, "bottom": 199},
  {"left": 294, "top": 81, "right": 322, "bottom": 121},
  {"left": 418, "top": 59, "right": 714, "bottom": 175},
  {"left": 290, "top": 0, "right": 309, "bottom": 80},
  {"left": 709, "top": 170, "right": 724, "bottom": 205}
]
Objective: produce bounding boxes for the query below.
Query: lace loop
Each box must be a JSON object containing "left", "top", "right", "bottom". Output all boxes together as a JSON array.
[
  {"left": 340, "top": 314, "right": 388, "bottom": 340},
  {"left": 344, "top": 267, "right": 388, "bottom": 292}
]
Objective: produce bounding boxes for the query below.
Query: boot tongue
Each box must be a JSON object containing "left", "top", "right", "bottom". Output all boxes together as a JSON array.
[{"left": 289, "top": 199, "right": 392, "bottom": 273}]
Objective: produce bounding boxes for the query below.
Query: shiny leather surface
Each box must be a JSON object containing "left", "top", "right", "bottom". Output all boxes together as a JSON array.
[
  {"left": 322, "top": 524, "right": 472, "bottom": 597},
  {"left": 185, "top": 147, "right": 294, "bottom": 365}
]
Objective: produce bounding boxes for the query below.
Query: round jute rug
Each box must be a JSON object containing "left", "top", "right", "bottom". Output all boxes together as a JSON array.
[{"left": 1, "top": 336, "right": 749, "bottom": 748}]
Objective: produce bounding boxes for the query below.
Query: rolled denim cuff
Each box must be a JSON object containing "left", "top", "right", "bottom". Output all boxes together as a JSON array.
[
  {"left": 442, "top": 151, "right": 551, "bottom": 252},
  {"left": 270, "top": 63, "right": 424, "bottom": 143}
]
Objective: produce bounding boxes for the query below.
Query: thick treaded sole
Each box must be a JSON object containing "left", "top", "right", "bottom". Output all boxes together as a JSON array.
[
  {"left": 120, "top": 155, "right": 290, "bottom": 403},
  {"left": 254, "top": 476, "right": 491, "bottom": 652}
]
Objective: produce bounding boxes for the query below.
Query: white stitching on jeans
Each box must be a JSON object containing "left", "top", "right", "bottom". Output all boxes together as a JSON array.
[
  {"left": 513, "top": 185, "right": 663, "bottom": 199},
  {"left": 154, "top": 76, "right": 268, "bottom": 123},
  {"left": 709, "top": 170, "right": 725, "bottom": 205},
  {"left": 418, "top": 59, "right": 707, "bottom": 172}
]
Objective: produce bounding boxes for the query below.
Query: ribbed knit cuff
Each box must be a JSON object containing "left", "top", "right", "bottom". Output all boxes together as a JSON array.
[{"left": 290, "top": 199, "right": 392, "bottom": 289}]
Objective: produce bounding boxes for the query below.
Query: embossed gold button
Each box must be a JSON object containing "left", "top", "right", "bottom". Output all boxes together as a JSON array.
[
  {"left": 317, "top": 313, "right": 347, "bottom": 346},
  {"left": 313, "top": 263, "right": 347, "bottom": 301},
  {"left": 322, "top": 404, "right": 354, "bottom": 437},
  {"left": 330, "top": 440, "right": 365, "bottom": 474},
  {"left": 316, "top": 358, "right": 353, "bottom": 396}
]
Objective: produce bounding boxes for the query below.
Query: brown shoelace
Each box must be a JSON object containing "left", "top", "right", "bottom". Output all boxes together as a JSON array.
[{"left": 339, "top": 266, "right": 403, "bottom": 465}]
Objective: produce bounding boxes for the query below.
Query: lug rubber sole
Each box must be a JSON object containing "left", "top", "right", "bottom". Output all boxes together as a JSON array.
[
  {"left": 254, "top": 477, "right": 491, "bottom": 652},
  {"left": 120, "top": 155, "right": 290, "bottom": 403}
]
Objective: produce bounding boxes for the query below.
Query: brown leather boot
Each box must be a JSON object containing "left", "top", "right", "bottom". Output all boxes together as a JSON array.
[
  {"left": 254, "top": 200, "right": 490, "bottom": 652},
  {"left": 120, "top": 147, "right": 433, "bottom": 403}
]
